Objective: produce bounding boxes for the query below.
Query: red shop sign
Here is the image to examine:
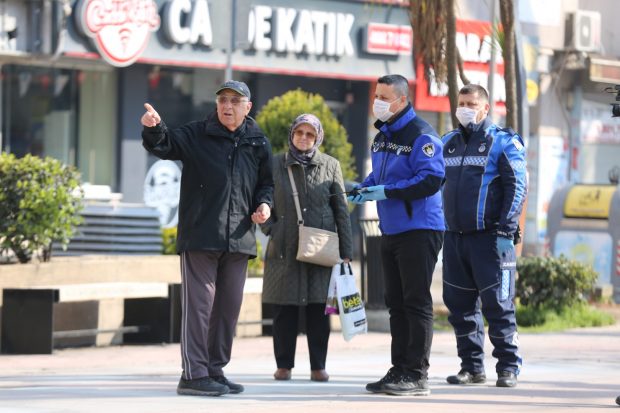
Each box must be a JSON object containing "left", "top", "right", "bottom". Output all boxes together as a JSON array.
[{"left": 414, "top": 19, "right": 506, "bottom": 114}]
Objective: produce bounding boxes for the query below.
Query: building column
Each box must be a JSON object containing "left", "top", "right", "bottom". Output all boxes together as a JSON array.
[{"left": 117, "top": 65, "right": 149, "bottom": 203}]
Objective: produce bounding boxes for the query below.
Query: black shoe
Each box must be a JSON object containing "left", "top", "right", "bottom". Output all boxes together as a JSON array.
[
  {"left": 384, "top": 375, "right": 430, "bottom": 396},
  {"left": 211, "top": 375, "right": 244, "bottom": 394},
  {"left": 366, "top": 367, "right": 402, "bottom": 394},
  {"left": 211, "top": 376, "right": 245, "bottom": 394},
  {"left": 496, "top": 371, "right": 517, "bottom": 388},
  {"left": 447, "top": 369, "right": 487, "bottom": 385},
  {"left": 615, "top": 395, "right": 620, "bottom": 406},
  {"left": 177, "top": 376, "right": 230, "bottom": 396}
]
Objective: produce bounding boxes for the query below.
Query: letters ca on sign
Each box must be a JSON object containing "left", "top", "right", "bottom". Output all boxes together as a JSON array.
[
  {"left": 75, "top": 0, "right": 161, "bottom": 67},
  {"left": 247, "top": 5, "right": 355, "bottom": 57},
  {"left": 161, "top": 0, "right": 213, "bottom": 46}
]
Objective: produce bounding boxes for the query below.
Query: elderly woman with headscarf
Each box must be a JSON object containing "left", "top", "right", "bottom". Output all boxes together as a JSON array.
[{"left": 260, "top": 113, "right": 353, "bottom": 383}]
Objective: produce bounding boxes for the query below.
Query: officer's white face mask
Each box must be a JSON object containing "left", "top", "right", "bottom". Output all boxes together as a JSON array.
[
  {"left": 455, "top": 107, "right": 479, "bottom": 127},
  {"left": 373, "top": 98, "right": 398, "bottom": 122}
]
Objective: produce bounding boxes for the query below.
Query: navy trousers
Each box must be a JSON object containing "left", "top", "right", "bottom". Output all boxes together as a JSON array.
[{"left": 442, "top": 231, "right": 522, "bottom": 375}]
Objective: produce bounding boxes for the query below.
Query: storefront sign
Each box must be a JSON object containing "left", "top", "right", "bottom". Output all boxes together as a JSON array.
[
  {"left": 75, "top": 0, "right": 160, "bottom": 67},
  {"left": 363, "top": 23, "right": 412, "bottom": 55},
  {"left": 564, "top": 184, "right": 616, "bottom": 219},
  {"left": 66, "top": 0, "right": 415, "bottom": 79},
  {"left": 581, "top": 100, "right": 620, "bottom": 144},
  {"left": 162, "top": 0, "right": 212, "bottom": 46},
  {"left": 415, "top": 19, "right": 506, "bottom": 113},
  {"left": 248, "top": 5, "right": 354, "bottom": 56},
  {"left": 589, "top": 57, "right": 620, "bottom": 84}
]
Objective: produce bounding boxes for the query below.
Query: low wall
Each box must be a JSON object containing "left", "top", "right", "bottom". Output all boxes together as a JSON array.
[
  {"left": 0, "top": 255, "right": 263, "bottom": 347},
  {"left": 0, "top": 255, "right": 182, "bottom": 288}
]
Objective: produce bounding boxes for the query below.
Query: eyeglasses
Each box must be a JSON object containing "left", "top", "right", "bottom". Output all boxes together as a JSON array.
[
  {"left": 216, "top": 95, "right": 248, "bottom": 106},
  {"left": 293, "top": 130, "right": 316, "bottom": 140}
]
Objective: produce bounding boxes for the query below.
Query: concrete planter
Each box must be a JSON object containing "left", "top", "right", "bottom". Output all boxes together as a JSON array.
[{"left": 0, "top": 255, "right": 263, "bottom": 350}]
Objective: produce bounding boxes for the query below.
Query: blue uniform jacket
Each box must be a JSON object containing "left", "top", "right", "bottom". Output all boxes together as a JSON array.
[
  {"left": 361, "top": 104, "right": 445, "bottom": 235},
  {"left": 441, "top": 116, "right": 527, "bottom": 237}
]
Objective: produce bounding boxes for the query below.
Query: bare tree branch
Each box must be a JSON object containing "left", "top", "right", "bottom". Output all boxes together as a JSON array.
[
  {"left": 456, "top": 50, "right": 471, "bottom": 85},
  {"left": 446, "top": 0, "right": 459, "bottom": 128},
  {"left": 499, "top": 0, "right": 518, "bottom": 130}
]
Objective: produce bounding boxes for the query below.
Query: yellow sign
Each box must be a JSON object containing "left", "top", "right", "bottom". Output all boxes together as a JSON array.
[
  {"left": 564, "top": 185, "right": 616, "bottom": 219},
  {"left": 526, "top": 79, "right": 539, "bottom": 104}
]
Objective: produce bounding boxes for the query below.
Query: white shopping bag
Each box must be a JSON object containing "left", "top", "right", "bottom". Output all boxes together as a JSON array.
[
  {"left": 325, "top": 263, "right": 340, "bottom": 315},
  {"left": 335, "top": 262, "right": 368, "bottom": 341}
]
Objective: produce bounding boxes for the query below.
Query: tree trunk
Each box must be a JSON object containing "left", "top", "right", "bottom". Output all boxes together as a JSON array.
[
  {"left": 446, "top": 0, "right": 459, "bottom": 128},
  {"left": 499, "top": 0, "right": 518, "bottom": 130}
]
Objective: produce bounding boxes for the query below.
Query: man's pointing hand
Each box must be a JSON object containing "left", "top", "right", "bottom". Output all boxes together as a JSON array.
[{"left": 141, "top": 103, "right": 161, "bottom": 127}]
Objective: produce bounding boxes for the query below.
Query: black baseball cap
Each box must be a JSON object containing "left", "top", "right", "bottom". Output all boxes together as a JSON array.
[{"left": 215, "top": 80, "right": 251, "bottom": 99}]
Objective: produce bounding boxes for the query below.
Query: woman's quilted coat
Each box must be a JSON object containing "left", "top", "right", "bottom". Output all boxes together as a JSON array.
[{"left": 261, "top": 151, "right": 353, "bottom": 305}]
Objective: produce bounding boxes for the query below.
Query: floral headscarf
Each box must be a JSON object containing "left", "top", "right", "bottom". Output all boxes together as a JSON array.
[{"left": 288, "top": 113, "right": 324, "bottom": 165}]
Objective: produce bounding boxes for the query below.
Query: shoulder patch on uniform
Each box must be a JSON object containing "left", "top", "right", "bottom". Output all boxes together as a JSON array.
[
  {"left": 422, "top": 142, "right": 435, "bottom": 157},
  {"left": 512, "top": 137, "right": 524, "bottom": 151}
]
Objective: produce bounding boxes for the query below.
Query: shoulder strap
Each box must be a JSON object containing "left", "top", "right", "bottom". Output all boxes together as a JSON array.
[{"left": 286, "top": 153, "right": 304, "bottom": 225}]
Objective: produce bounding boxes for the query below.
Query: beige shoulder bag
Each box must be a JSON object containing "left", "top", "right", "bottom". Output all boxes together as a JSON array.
[{"left": 287, "top": 160, "right": 340, "bottom": 267}]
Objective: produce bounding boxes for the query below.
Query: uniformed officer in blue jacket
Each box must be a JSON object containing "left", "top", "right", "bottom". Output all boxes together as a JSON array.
[
  {"left": 441, "top": 84, "right": 527, "bottom": 388},
  {"left": 349, "top": 74, "right": 445, "bottom": 396}
]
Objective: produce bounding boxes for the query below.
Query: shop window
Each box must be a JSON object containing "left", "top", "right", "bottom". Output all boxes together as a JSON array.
[
  {"left": 144, "top": 66, "right": 218, "bottom": 170},
  {"left": 2, "top": 66, "right": 77, "bottom": 164},
  {"left": 1, "top": 65, "right": 117, "bottom": 187},
  {"left": 77, "top": 70, "right": 117, "bottom": 186},
  {"left": 146, "top": 66, "right": 216, "bottom": 128}
]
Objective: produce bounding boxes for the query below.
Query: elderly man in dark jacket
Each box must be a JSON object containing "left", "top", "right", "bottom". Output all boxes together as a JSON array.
[{"left": 141, "top": 80, "right": 273, "bottom": 397}]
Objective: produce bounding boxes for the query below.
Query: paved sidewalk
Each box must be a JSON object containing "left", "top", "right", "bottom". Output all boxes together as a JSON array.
[{"left": 1, "top": 324, "right": 619, "bottom": 413}]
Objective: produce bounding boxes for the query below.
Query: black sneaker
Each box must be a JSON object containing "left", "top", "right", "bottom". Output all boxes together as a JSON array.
[
  {"left": 366, "top": 367, "right": 402, "bottom": 393},
  {"left": 447, "top": 369, "right": 487, "bottom": 385},
  {"left": 616, "top": 395, "right": 620, "bottom": 406},
  {"left": 177, "top": 376, "right": 230, "bottom": 396},
  {"left": 384, "top": 375, "right": 430, "bottom": 396},
  {"left": 212, "top": 376, "right": 244, "bottom": 394},
  {"left": 496, "top": 371, "right": 517, "bottom": 388}
]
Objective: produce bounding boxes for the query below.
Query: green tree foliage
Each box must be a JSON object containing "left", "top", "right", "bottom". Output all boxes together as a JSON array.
[
  {"left": 255, "top": 89, "right": 357, "bottom": 181},
  {"left": 0, "top": 153, "right": 83, "bottom": 263},
  {"left": 516, "top": 255, "right": 598, "bottom": 310}
]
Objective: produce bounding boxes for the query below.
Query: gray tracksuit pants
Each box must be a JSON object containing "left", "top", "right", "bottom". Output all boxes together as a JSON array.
[{"left": 179, "top": 250, "right": 248, "bottom": 380}]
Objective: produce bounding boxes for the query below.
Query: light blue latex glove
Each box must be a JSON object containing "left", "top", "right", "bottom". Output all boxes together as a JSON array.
[
  {"left": 347, "top": 185, "right": 386, "bottom": 204},
  {"left": 496, "top": 235, "right": 514, "bottom": 257},
  {"left": 347, "top": 185, "right": 365, "bottom": 204},
  {"left": 363, "top": 185, "right": 387, "bottom": 201}
]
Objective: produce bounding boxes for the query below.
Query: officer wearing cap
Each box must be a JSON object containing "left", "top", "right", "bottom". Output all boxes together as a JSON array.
[{"left": 141, "top": 80, "right": 274, "bottom": 397}]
